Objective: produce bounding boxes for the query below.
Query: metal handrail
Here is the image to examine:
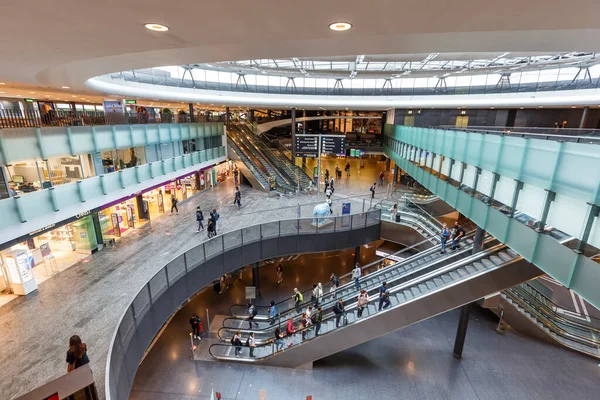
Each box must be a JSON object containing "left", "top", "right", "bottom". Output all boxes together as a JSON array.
[{"left": 436, "top": 125, "right": 600, "bottom": 144}]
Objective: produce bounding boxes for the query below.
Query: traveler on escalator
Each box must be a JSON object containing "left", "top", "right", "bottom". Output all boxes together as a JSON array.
[
  {"left": 286, "top": 317, "right": 296, "bottom": 348},
  {"left": 311, "top": 283, "right": 323, "bottom": 306},
  {"left": 440, "top": 223, "right": 451, "bottom": 254},
  {"left": 451, "top": 222, "right": 465, "bottom": 251},
  {"left": 352, "top": 263, "right": 362, "bottom": 290},
  {"left": 248, "top": 332, "right": 256, "bottom": 357},
  {"left": 293, "top": 288, "right": 304, "bottom": 313},
  {"left": 357, "top": 289, "right": 369, "bottom": 319},
  {"left": 300, "top": 312, "right": 309, "bottom": 340},
  {"left": 232, "top": 331, "right": 243, "bottom": 357},
  {"left": 330, "top": 273, "right": 340, "bottom": 292},
  {"left": 247, "top": 303, "right": 258, "bottom": 329},
  {"left": 333, "top": 299, "right": 346, "bottom": 328},
  {"left": 268, "top": 301, "right": 277, "bottom": 325},
  {"left": 274, "top": 328, "right": 284, "bottom": 352},
  {"left": 378, "top": 282, "right": 391, "bottom": 311},
  {"left": 312, "top": 307, "right": 323, "bottom": 336}
]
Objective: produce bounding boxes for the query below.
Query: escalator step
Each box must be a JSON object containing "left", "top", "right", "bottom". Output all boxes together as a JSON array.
[
  {"left": 456, "top": 267, "right": 468, "bottom": 277},
  {"left": 433, "top": 277, "right": 444, "bottom": 287},
  {"left": 390, "top": 294, "right": 400, "bottom": 306},
  {"left": 425, "top": 281, "right": 436, "bottom": 290},
  {"left": 472, "top": 262, "right": 485, "bottom": 271},
  {"left": 448, "top": 271, "right": 460, "bottom": 280},
  {"left": 507, "top": 248, "right": 519, "bottom": 258},
  {"left": 418, "top": 283, "right": 429, "bottom": 292},
  {"left": 490, "top": 255, "right": 503, "bottom": 265},
  {"left": 498, "top": 251, "right": 513, "bottom": 262},
  {"left": 368, "top": 303, "right": 377, "bottom": 314},
  {"left": 397, "top": 292, "right": 406, "bottom": 302},
  {"left": 464, "top": 265, "right": 476, "bottom": 274},
  {"left": 411, "top": 286, "right": 421, "bottom": 297},
  {"left": 440, "top": 274, "right": 453, "bottom": 283},
  {"left": 481, "top": 258, "right": 495, "bottom": 268},
  {"left": 404, "top": 290, "right": 414, "bottom": 300}
]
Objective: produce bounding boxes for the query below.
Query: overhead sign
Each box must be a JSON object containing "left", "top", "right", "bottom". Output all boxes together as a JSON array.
[
  {"left": 294, "top": 135, "right": 319, "bottom": 157},
  {"left": 24, "top": 98, "right": 35, "bottom": 103},
  {"left": 125, "top": 99, "right": 137, "bottom": 105},
  {"left": 321, "top": 135, "right": 346, "bottom": 155}
]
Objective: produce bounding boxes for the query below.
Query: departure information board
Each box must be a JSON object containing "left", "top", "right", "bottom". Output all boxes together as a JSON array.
[
  {"left": 294, "top": 135, "right": 319, "bottom": 157},
  {"left": 321, "top": 136, "right": 346, "bottom": 155}
]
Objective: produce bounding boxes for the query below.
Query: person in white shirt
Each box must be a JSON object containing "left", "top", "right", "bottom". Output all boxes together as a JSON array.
[
  {"left": 248, "top": 332, "right": 256, "bottom": 357},
  {"left": 357, "top": 289, "right": 370, "bottom": 319},
  {"left": 353, "top": 263, "right": 362, "bottom": 290}
]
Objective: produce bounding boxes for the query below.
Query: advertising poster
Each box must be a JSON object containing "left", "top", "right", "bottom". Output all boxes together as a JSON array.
[
  {"left": 111, "top": 213, "right": 121, "bottom": 237},
  {"left": 341, "top": 202, "right": 351, "bottom": 227},
  {"left": 126, "top": 206, "right": 134, "bottom": 229},
  {"left": 158, "top": 192, "right": 164, "bottom": 213},
  {"left": 103, "top": 99, "right": 124, "bottom": 113}
]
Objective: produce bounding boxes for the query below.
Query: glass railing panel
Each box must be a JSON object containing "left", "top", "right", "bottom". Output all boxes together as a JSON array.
[
  {"left": 52, "top": 182, "right": 81, "bottom": 208},
  {"left": 149, "top": 269, "right": 168, "bottom": 301},
  {"left": 260, "top": 221, "right": 280, "bottom": 239},
  {"left": 204, "top": 237, "right": 224, "bottom": 260},
  {"left": 19, "top": 189, "right": 55, "bottom": 219},
  {"left": 223, "top": 230, "right": 242, "bottom": 251},
  {"left": 242, "top": 225, "right": 261, "bottom": 244},
  {"left": 79, "top": 176, "right": 103, "bottom": 199}
]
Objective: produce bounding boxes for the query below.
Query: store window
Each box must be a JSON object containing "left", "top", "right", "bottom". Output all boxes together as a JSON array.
[
  {"left": 98, "top": 198, "right": 148, "bottom": 242},
  {"left": 100, "top": 147, "right": 147, "bottom": 173}
]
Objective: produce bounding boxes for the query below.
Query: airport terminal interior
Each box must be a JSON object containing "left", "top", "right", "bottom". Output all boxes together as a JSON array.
[{"left": 2, "top": 2, "right": 600, "bottom": 399}]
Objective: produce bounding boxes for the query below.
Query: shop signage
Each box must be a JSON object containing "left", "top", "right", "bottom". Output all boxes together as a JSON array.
[
  {"left": 126, "top": 206, "right": 134, "bottom": 228},
  {"left": 125, "top": 99, "right": 137, "bottom": 105},
  {"left": 158, "top": 192, "right": 164, "bottom": 213},
  {"left": 76, "top": 210, "right": 91, "bottom": 218},
  {"left": 28, "top": 224, "right": 56, "bottom": 237},
  {"left": 24, "top": 98, "right": 35, "bottom": 103},
  {"left": 40, "top": 242, "right": 52, "bottom": 258},
  {"left": 111, "top": 213, "right": 121, "bottom": 237}
]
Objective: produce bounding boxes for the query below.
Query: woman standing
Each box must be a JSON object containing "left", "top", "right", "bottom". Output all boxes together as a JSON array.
[
  {"left": 66, "top": 335, "right": 89, "bottom": 372},
  {"left": 233, "top": 330, "right": 243, "bottom": 357}
]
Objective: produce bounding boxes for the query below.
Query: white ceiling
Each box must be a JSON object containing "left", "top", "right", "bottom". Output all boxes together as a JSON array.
[{"left": 2, "top": 0, "right": 600, "bottom": 103}]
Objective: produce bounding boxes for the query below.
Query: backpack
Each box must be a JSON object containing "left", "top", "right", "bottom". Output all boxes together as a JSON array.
[
  {"left": 310, "top": 314, "right": 318, "bottom": 324},
  {"left": 334, "top": 276, "right": 340, "bottom": 287},
  {"left": 245, "top": 338, "right": 250, "bottom": 346},
  {"left": 196, "top": 211, "right": 203, "bottom": 221},
  {"left": 230, "top": 337, "right": 235, "bottom": 345},
  {"left": 252, "top": 307, "right": 258, "bottom": 317}
]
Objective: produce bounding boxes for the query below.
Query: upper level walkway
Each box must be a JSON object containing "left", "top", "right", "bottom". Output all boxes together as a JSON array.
[
  {"left": 0, "top": 157, "right": 389, "bottom": 400},
  {"left": 383, "top": 124, "right": 600, "bottom": 309}
]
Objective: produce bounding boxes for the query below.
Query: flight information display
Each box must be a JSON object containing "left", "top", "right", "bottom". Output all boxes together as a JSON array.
[
  {"left": 321, "top": 135, "right": 346, "bottom": 155},
  {"left": 294, "top": 135, "right": 319, "bottom": 157}
]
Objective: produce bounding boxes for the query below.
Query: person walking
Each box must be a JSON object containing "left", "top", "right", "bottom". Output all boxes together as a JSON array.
[
  {"left": 207, "top": 218, "right": 216, "bottom": 238},
  {"left": 195, "top": 207, "right": 204, "bottom": 232},
  {"left": 170, "top": 196, "right": 179, "bottom": 213},
  {"left": 440, "top": 223, "right": 451, "bottom": 254},
  {"left": 286, "top": 317, "right": 295, "bottom": 348},
  {"left": 330, "top": 273, "right": 340, "bottom": 292},
  {"left": 232, "top": 330, "right": 243, "bottom": 357},
  {"left": 324, "top": 178, "right": 329, "bottom": 192},
  {"left": 293, "top": 288, "right": 303, "bottom": 313},
  {"left": 333, "top": 298, "right": 345, "bottom": 328},
  {"left": 312, "top": 307, "right": 323, "bottom": 337},
  {"left": 316, "top": 282, "right": 323, "bottom": 305},
  {"left": 268, "top": 301, "right": 277, "bottom": 325},
  {"left": 247, "top": 332, "right": 256, "bottom": 357},
  {"left": 234, "top": 186, "right": 242, "bottom": 208},
  {"left": 234, "top": 168, "right": 239, "bottom": 185},
  {"left": 189, "top": 313, "right": 202, "bottom": 340},
  {"left": 210, "top": 208, "right": 220, "bottom": 234},
  {"left": 352, "top": 263, "right": 362, "bottom": 290},
  {"left": 378, "top": 282, "right": 391, "bottom": 311},
  {"left": 325, "top": 186, "right": 332, "bottom": 199},
  {"left": 330, "top": 177, "right": 335, "bottom": 194},
  {"left": 357, "top": 289, "right": 369, "bottom": 319},
  {"left": 345, "top": 162, "right": 350, "bottom": 177},
  {"left": 378, "top": 171, "right": 384, "bottom": 186},
  {"left": 451, "top": 221, "right": 465, "bottom": 250},
  {"left": 311, "top": 284, "right": 319, "bottom": 305},
  {"left": 274, "top": 327, "right": 284, "bottom": 352},
  {"left": 276, "top": 263, "right": 283, "bottom": 283},
  {"left": 370, "top": 182, "right": 376, "bottom": 199},
  {"left": 66, "top": 335, "right": 89, "bottom": 372},
  {"left": 247, "top": 303, "right": 258, "bottom": 329},
  {"left": 325, "top": 169, "right": 330, "bottom": 182}
]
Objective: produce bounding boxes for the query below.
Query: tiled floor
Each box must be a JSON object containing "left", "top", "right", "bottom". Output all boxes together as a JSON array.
[{"left": 0, "top": 158, "right": 392, "bottom": 400}]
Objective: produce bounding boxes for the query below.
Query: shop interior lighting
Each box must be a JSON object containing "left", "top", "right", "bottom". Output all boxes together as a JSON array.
[
  {"left": 61, "top": 86, "right": 70, "bottom": 89},
  {"left": 329, "top": 22, "right": 352, "bottom": 31},
  {"left": 145, "top": 23, "right": 169, "bottom": 32}
]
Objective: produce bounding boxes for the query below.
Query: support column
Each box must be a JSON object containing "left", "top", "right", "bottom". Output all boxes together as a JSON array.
[
  {"left": 472, "top": 226, "right": 486, "bottom": 254},
  {"left": 579, "top": 106, "right": 589, "bottom": 129},
  {"left": 252, "top": 262, "right": 261, "bottom": 298},
  {"left": 225, "top": 107, "right": 230, "bottom": 128},
  {"left": 302, "top": 109, "right": 306, "bottom": 134},
  {"left": 393, "top": 165, "right": 399, "bottom": 184},
  {"left": 385, "top": 157, "right": 391, "bottom": 171},
  {"left": 354, "top": 245, "right": 361, "bottom": 265},
  {"left": 188, "top": 103, "right": 194, "bottom": 122},
  {"left": 291, "top": 107, "right": 296, "bottom": 165}
]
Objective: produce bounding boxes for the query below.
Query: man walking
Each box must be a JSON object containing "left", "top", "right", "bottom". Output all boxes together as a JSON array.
[
  {"left": 451, "top": 221, "right": 465, "bottom": 250},
  {"left": 293, "top": 288, "right": 303, "bottom": 313},
  {"left": 234, "top": 186, "right": 242, "bottom": 208},
  {"left": 352, "top": 263, "right": 362, "bottom": 290},
  {"left": 378, "top": 282, "right": 391, "bottom": 311},
  {"left": 247, "top": 303, "right": 258, "bottom": 329},
  {"left": 170, "top": 196, "right": 179, "bottom": 213},
  {"left": 378, "top": 171, "right": 384, "bottom": 186},
  {"left": 333, "top": 298, "right": 345, "bottom": 328},
  {"left": 189, "top": 313, "right": 202, "bottom": 340},
  {"left": 210, "top": 208, "right": 220, "bottom": 235},
  {"left": 370, "top": 182, "right": 376, "bottom": 199},
  {"left": 195, "top": 207, "right": 204, "bottom": 232}
]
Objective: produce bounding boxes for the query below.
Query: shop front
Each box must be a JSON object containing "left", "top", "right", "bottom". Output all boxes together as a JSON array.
[
  {"left": 98, "top": 197, "right": 147, "bottom": 241},
  {"left": 0, "top": 215, "right": 98, "bottom": 306}
]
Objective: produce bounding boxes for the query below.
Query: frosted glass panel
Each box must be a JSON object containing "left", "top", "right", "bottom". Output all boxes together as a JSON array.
[
  {"left": 521, "top": 139, "right": 560, "bottom": 188},
  {"left": 463, "top": 165, "right": 477, "bottom": 187},
  {"left": 546, "top": 193, "right": 588, "bottom": 240},
  {"left": 495, "top": 176, "right": 516, "bottom": 206},
  {"left": 478, "top": 170, "right": 494, "bottom": 196},
  {"left": 587, "top": 216, "right": 600, "bottom": 250},
  {"left": 441, "top": 158, "right": 450, "bottom": 176},
  {"left": 451, "top": 162, "right": 463, "bottom": 181},
  {"left": 553, "top": 142, "right": 600, "bottom": 203},
  {"left": 516, "top": 183, "right": 546, "bottom": 220}
]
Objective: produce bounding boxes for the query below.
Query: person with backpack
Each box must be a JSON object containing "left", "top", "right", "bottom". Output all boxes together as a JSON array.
[
  {"left": 276, "top": 263, "right": 283, "bottom": 284},
  {"left": 234, "top": 186, "right": 242, "bottom": 208},
  {"left": 274, "top": 327, "right": 284, "bottom": 352},
  {"left": 210, "top": 208, "right": 220, "bottom": 234},
  {"left": 268, "top": 301, "right": 277, "bottom": 325},
  {"left": 330, "top": 273, "right": 340, "bottom": 292},
  {"left": 312, "top": 307, "right": 323, "bottom": 337},
  {"left": 370, "top": 182, "right": 376, "bottom": 199},
  {"left": 247, "top": 303, "right": 258, "bottom": 329},
  {"left": 333, "top": 298, "right": 346, "bottom": 328},
  {"left": 440, "top": 223, "right": 451, "bottom": 254},
  {"left": 293, "top": 288, "right": 303, "bottom": 313},
  {"left": 286, "top": 317, "right": 295, "bottom": 348},
  {"left": 378, "top": 282, "right": 391, "bottom": 311},
  {"left": 247, "top": 332, "right": 256, "bottom": 357},
  {"left": 170, "top": 196, "right": 179, "bottom": 213},
  {"left": 357, "top": 289, "right": 369, "bottom": 319},
  {"left": 352, "top": 263, "right": 362, "bottom": 290},
  {"left": 232, "top": 330, "right": 243, "bottom": 357},
  {"left": 195, "top": 207, "right": 204, "bottom": 232},
  {"left": 325, "top": 186, "right": 332, "bottom": 199},
  {"left": 189, "top": 313, "right": 202, "bottom": 340}
]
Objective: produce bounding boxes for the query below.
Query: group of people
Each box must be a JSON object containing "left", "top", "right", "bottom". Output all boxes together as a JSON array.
[
  {"left": 440, "top": 221, "right": 465, "bottom": 254},
  {"left": 196, "top": 207, "right": 220, "bottom": 237}
]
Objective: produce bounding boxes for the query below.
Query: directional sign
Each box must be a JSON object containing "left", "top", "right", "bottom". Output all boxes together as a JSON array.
[
  {"left": 321, "top": 136, "right": 346, "bottom": 155},
  {"left": 294, "top": 135, "right": 319, "bottom": 157}
]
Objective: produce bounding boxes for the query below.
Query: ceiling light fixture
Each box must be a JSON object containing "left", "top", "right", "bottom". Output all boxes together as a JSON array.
[
  {"left": 62, "top": 86, "right": 70, "bottom": 89},
  {"left": 0, "top": 82, "right": 5, "bottom": 85},
  {"left": 329, "top": 22, "right": 352, "bottom": 32},
  {"left": 145, "top": 23, "right": 169, "bottom": 32}
]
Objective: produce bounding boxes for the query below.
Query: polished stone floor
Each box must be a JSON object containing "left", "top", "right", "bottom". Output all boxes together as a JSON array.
[
  {"left": 130, "top": 256, "right": 600, "bottom": 400},
  {"left": 0, "top": 158, "right": 392, "bottom": 400}
]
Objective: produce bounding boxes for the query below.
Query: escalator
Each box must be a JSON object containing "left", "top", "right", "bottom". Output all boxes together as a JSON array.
[
  {"left": 227, "top": 138, "right": 269, "bottom": 190},
  {"left": 210, "top": 242, "right": 541, "bottom": 366},
  {"left": 218, "top": 230, "right": 489, "bottom": 338},
  {"left": 500, "top": 282, "right": 600, "bottom": 358},
  {"left": 372, "top": 198, "right": 442, "bottom": 240}
]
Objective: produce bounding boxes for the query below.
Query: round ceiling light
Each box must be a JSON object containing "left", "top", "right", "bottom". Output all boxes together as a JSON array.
[
  {"left": 329, "top": 22, "right": 352, "bottom": 31},
  {"left": 145, "top": 23, "right": 169, "bottom": 32}
]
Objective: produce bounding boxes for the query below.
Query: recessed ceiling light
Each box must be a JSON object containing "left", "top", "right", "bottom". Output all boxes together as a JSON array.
[
  {"left": 0, "top": 82, "right": 5, "bottom": 85},
  {"left": 29, "top": 92, "right": 35, "bottom": 94},
  {"left": 62, "top": 86, "right": 70, "bottom": 89},
  {"left": 16, "top": 94, "right": 22, "bottom": 97},
  {"left": 329, "top": 22, "right": 352, "bottom": 31},
  {"left": 0, "top": 92, "right": 4, "bottom": 94},
  {"left": 145, "top": 23, "right": 169, "bottom": 32},
  {"left": 571, "top": 106, "right": 577, "bottom": 108},
  {"left": 72, "top": 95, "right": 77, "bottom": 98}
]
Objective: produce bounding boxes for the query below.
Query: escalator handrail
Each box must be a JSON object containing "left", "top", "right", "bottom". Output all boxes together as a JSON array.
[
  {"left": 210, "top": 243, "right": 510, "bottom": 360},
  {"left": 227, "top": 138, "right": 270, "bottom": 179}
]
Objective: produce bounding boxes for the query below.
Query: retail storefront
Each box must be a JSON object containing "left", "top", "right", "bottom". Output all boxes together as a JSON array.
[{"left": 0, "top": 214, "right": 98, "bottom": 306}]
